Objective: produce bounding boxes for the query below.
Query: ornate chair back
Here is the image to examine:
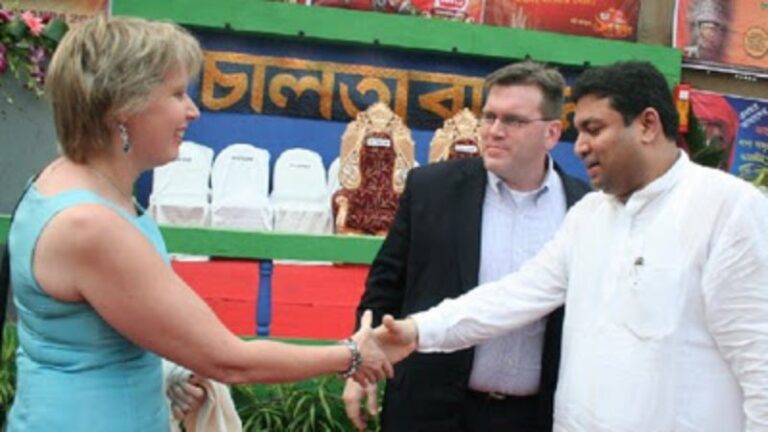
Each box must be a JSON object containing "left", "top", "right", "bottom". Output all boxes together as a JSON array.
[
  {"left": 428, "top": 108, "right": 482, "bottom": 163},
  {"left": 332, "top": 103, "right": 414, "bottom": 235}
]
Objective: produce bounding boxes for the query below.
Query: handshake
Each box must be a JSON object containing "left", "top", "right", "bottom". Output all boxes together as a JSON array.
[
  {"left": 344, "top": 310, "right": 417, "bottom": 386},
  {"left": 342, "top": 311, "right": 419, "bottom": 430}
]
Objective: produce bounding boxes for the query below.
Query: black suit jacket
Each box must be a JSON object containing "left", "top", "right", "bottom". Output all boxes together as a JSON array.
[{"left": 357, "top": 157, "right": 590, "bottom": 432}]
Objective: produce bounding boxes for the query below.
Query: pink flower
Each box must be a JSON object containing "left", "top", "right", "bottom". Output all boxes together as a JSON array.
[
  {"left": 0, "top": 43, "right": 7, "bottom": 74},
  {"left": 0, "top": 9, "right": 13, "bottom": 23},
  {"left": 22, "top": 11, "right": 44, "bottom": 36}
]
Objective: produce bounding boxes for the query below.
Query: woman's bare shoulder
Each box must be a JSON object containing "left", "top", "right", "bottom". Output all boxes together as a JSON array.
[{"left": 34, "top": 158, "right": 94, "bottom": 197}]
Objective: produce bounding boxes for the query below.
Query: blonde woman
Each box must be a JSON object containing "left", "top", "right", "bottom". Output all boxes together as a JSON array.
[{"left": 5, "top": 16, "right": 391, "bottom": 431}]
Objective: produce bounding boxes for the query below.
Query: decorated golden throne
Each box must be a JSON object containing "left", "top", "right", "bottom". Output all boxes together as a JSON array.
[
  {"left": 428, "top": 108, "right": 482, "bottom": 163},
  {"left": 332, "top": 103, "right": 414, "bottom": 236}
]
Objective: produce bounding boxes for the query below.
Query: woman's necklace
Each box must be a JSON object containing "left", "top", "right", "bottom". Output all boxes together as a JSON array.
[{"left": 86, "top": 165, "right": 139, "bottom": 210}]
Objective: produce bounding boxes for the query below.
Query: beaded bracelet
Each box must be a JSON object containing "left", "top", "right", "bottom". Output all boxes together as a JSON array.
[{"left": 338, "top": 338, "right": 362, "bottom": 379}]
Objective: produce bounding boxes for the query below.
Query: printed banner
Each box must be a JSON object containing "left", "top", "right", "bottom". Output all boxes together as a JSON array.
[
  {"left": 483, "top": 0, "right": 639, "bottom": 41},
  {"left": 198, "top": 49, "right": 589, "bottom": 135},
  {"left": 674, "top": 0, "right": 768, "bottom": 75},
  {"left": 691, "top": 89, "right": 768, "bottom": 180},
  {"left": 200, "top": 50, "right": 486, "bottom": 131}
]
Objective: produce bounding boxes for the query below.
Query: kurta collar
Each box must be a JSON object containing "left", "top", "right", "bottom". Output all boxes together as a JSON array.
[{"left": 618, "top": 150, "right": 689, "bottom": 215}]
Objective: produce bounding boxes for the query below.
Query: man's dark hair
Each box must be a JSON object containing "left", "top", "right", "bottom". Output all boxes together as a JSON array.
[
  {"left": 484, "top": 61, "right": 565, "bottom": 120},
  {"left": 571, "top": 61, "right": 679, "bottom": 141}
]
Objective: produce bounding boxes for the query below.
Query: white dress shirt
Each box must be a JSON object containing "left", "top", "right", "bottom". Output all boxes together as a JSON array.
[
  {"left": 414, "top": 152, "right": 768, "bottom": 431},
  {"left": 468, "top": 158, "right": 566, "bottom": 395}
]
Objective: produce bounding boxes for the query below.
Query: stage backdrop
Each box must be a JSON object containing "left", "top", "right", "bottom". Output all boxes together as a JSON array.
[
  {"left": 137, "top": 28, "right": 589, "bottom": 204},
  {"left": 674, "top": 0, "right": 768, "bottom": 76},
  {"left": 691, "top": 89, "right": 768, "bottom": 180}
]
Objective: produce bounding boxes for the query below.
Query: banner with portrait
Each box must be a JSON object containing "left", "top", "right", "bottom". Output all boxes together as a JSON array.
[
  {"left": 691, "top": 89, "right": 768, "bottom": 180},
  {"left": 674, "top": 0, "right": 768, "bottom": 76}
]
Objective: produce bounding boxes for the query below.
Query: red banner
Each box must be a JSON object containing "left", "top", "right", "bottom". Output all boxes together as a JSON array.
[
  {"left": 674, "top": 0, "right": 768, "bottom": 75},
  {"left": 484, "top": 0, "right": 639, "bottom": 40},
  {"left": 308, "top": 0, "right": 639, "bottom": 40},
  {"left": 308, "top": 0, "right": 484, "bottom": 22}
]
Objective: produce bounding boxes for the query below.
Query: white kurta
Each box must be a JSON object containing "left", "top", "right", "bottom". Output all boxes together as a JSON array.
[{"left": 414, "top": 152, "right": 768, "bottom": 431}]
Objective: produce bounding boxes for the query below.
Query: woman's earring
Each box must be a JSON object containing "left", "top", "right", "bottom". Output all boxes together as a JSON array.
[{"left": 119, "top": 124, "right": 132, "bottom": 153}]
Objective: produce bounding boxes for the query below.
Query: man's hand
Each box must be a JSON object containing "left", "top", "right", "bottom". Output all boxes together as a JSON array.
[
  {"left": 351, "top": 310, "right": 395, "bottom": 386},
  {"left": 373, "top": 314, "right": 418, "bottom": 364},
  {"left": 342, "top": 378, "right": 380, "bottom": 431}
]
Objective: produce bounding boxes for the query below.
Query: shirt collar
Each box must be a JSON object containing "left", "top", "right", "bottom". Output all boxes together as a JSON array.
[
  {"left": 487, "top": 156, "right": 556, "bottom": 202},
  {"left": 618, "top": 150, "right": 689, "bottom": 214}
]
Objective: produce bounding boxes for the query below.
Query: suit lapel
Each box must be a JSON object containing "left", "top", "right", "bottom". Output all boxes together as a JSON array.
[
  {"left": 454, "top": 159, "right": 486, "bottom": 291},
  {"left": 555, "top": 163, "right": 590, "bottom": 208}
]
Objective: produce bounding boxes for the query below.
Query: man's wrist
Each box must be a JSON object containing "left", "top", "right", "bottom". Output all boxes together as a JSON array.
[
  {"left": 408, "top": 314, "right": 427, "bottom": 350},
  {"left": 406, "top": 316, "right": 419, "bottom": 349}
]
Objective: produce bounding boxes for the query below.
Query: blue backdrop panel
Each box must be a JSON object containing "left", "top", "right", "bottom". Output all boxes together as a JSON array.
[{"left": 135, "top": 29, "right": 588, "bottom": 205}]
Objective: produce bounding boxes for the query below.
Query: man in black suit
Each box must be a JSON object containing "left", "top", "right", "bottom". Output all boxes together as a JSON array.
[{"left": 343, "top": 61, "right": 590, "bottom": 432}]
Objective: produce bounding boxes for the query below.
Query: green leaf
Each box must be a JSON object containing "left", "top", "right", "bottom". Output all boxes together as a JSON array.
[
  {"left": 683, "top": 110, "right": 727, "bottom": 168},
  {"left": 753, "top": 168, "right": 768, "bottom": 187},
  {"left": 0, "top": 324, "right": 18, "bottom": 428},
  {"left": 42, "top": 19, "right": 68, "bottom": 43},
  {"left": 318, "top": 384, "right": 333, "bottom": 421},
  {"left": 6, "top": 19, "right": 28, "bottom": 39},
  {"left": 691, "top": 145, "right": 725, "bottom": 168}
]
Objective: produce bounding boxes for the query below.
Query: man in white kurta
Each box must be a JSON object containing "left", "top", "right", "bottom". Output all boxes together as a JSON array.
[{"left": 375, "top": 61, "right": 768, "bottom": 431}]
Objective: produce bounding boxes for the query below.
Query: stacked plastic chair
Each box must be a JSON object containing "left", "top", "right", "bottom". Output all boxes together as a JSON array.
[
  {"left": 270, "top": 148, "right": 332, "bottom": 234},
  {"left": 210, "top": 143, "right": 273, "bottom": 231},
  {"left": 327, "top": 157, "right": 341, "bottom": 199},
  {"left": 149, "top": 141, "right": 213, "bottom": 227}
]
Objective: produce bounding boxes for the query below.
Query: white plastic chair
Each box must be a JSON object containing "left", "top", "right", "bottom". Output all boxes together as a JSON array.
[
  {"left": 270, "top": 148, "right": 332, "bottom": 234},
  {"left": 327, "top": 157, "right": 341, "bottom": 198},
  {"left": 149, "top": 141, "right": 213, "bottom": 227},
  {"left": 210, "top": 143, "right": 273, "bottom": 231}
]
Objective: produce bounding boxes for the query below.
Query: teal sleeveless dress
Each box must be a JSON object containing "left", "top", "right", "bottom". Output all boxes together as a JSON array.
[{"left": 6, "top": 185, "right": 170, "bottom": 431}]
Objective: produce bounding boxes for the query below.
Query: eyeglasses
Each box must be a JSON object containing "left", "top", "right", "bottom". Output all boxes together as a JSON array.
[{"left": 480, "top": 112, "right": 554, "bottom": 129}]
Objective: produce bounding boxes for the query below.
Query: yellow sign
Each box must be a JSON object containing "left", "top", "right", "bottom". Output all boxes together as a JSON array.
[{"left": 200, "top": 50, "right": 486, "bottom": 129}]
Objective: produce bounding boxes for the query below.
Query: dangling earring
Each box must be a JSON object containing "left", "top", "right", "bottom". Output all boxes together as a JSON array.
[{"left": 119, "top": 124, "right": 132, "bottom": 153}]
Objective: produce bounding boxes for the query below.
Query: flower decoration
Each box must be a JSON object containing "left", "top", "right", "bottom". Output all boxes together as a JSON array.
[{"left": 0, "top": 7, "right": 67, "bottom": 97}]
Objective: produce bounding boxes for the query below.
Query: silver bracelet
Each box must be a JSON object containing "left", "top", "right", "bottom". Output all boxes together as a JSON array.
[{"left": 338, "top": 338, "right": 362, "bottom": 379}]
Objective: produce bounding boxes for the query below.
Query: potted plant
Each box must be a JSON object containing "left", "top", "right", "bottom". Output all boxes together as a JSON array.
[
  {"left": 1, "top": 323, "right": 18, "bottom": 428},
  {"left": 0, "top": 7, "right": 68, "bottom": 100}
]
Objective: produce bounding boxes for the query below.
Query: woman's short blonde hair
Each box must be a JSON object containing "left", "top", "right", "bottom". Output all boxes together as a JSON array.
[{"left": 45, "top": 15, "right": 202, "bottom": 162}]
